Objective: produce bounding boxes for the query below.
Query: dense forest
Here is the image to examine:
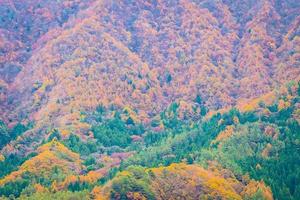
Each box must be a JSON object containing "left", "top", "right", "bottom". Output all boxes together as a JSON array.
[
  {"left": 0, "top": 0, "right": 299, "bottom": 199},
  {"left": 0, "top": 81, "right": 299, "bottom": 199}
]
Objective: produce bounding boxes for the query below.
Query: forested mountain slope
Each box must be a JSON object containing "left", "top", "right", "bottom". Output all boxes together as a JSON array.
[
  {"left": 1, "top": 0, "right": 299, "bottom": 148},
  {"left": 0, "top": 78, "right": 299, "bottom": 199},
  {"left": 0, "top": 0, "right": 299, "bottom": 199}
]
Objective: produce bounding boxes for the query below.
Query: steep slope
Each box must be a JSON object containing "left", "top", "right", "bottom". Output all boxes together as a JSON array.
[
  {"left": 1, "top": 0, "right": 299, "bottom": 156},
  {"left": 0, "top": 0, "right": 93, "bottom": 117},
  {"left": 0, "top": 0, "right": 299, "bottom": 199},
  {"left": 275, "top": 16, "right": 300, "bottom": 84}
]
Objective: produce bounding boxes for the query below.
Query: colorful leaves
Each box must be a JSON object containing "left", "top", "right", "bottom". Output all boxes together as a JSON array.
[{"left": 100, "top": 163, "right": 272, "bottom": 200}]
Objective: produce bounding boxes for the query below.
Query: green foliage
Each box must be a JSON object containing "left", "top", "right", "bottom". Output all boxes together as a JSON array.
[
  {"left": 120, "top": 94, "right": 300, "bottom": 199},
  {"left": 68, "top": 180, "right": 92, "bottom": 192},
  {"left": 0, "top": 153, "right": 35, "bottom": 179},
  {"left": 144, "top": 131, "right": 168, "bottom": 146},
  {"left": 110, "top": 166, "right": 155, "bottom": 200},
  {"left": 197, "top": 98, "right": 300, "bottom": 200},
  {"left": 84, "top": 156, "right": 96, "bottom": 166},
  {"left": 98, "top": 167, "right": 120, "bottom": 185},
  {"left": 88, "top": 108, "right": 145, "bottom": 148},
  {"left": 195, "top": 94, "right": 203, "bottom": 105},
  {"left": 166, "top": 73, "right": 172, "bottom": 84},
  {"left": 19, "top": 190, "right": 89, "bottom": 200},
  {"left": 245, "top": 189, "right": 268, "bottom": 200},
  {"left": 0, "top": 121, "right": 31, "bottom": 149},
  {"left": 63, "top": 134, "right": 98, "bottom": 156},
  {"left": 1, "top": 92, "right": 299, "bottom": 199},
  {"left": 47, "top": 129, "right": 61, "bottom": 141},
  {"left": 200, "top": 105, "right": 208, "bottom": 116},
  {"left": 160, "top": 102, "right": 184, "bottom": 132},
  {"left": 0, "top": 177, "right": 30, "bottom": 198},
  {"left": 125, "top": 116, "right": 135, "bottom": 126},
  {"left": 83, "top": 156, "right": 98, "bottom": 172},
  {"left": 0, "top": 120, "right": 9, "bottom": 150},
  {"left": 123, "top": 109, "right": 246, "bottom": 168},
  {"left": 92, "top": 121, "right": 131, "bottom": 148}
]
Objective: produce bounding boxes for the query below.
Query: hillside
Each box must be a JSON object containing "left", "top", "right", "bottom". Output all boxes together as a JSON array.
[
  {"left": 1, "top": 0, "right": 299, "bottom": 148},
  {"left": 0, "top": 0, "right": 299, "bottom": 199},
  {"left": 95, "top": 163, "right": 272, "bottom": 200},
  {"left": 0, "top": 80, "right": 299, "bottom": 199}
]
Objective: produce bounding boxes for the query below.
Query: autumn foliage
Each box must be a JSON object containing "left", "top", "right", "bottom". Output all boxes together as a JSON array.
[{"left": 99, "top": 163, "right": 272, "bottom": 200}]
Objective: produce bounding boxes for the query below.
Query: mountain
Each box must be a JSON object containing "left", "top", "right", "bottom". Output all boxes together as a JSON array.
[{"left": 0, "top": 0, "right": 299, "bottom": 199}]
